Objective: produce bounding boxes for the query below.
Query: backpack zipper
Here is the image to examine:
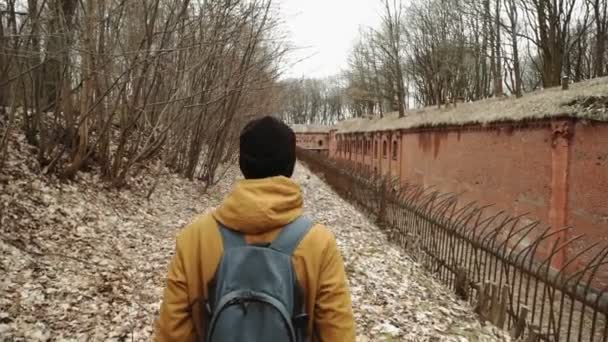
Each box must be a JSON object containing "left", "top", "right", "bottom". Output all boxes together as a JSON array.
[{"left": 207, "top": 290, "right": 297, "bottom": 342}]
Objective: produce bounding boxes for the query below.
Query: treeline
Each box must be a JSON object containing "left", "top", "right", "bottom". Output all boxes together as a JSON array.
[
  {"left": 0, "top": 0, "right": 286, "bottom": 187},
  {"left": 280, "top": 0, "right": 607, "bottom": 123},
  {"left": 278, "top": 77, "right": 346, "bottom": 125}
]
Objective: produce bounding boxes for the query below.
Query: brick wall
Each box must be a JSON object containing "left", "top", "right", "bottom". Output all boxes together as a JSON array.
[
  {"left": 325, "top": 119, "right": 608, "bottom": 281},
  {"left": 295, "top": 132, "right": 330, "bottom": 151},
  {"left": 400, "top": 124, "right": 553, "bottom": 225},
  {"left": 566, "top": 121, "right": 608, "bottom": 272}
]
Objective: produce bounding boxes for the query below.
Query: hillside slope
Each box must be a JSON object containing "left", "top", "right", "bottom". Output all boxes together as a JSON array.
[{"left": 0, "top": 132, "right": 237, "bottom": 340}]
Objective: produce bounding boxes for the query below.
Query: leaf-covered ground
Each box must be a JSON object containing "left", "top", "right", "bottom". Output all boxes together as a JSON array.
[
  {"left": 295, "top": 166, "right": 508, "bottom": 342},
  {"left": 0, "top": 133, "right": 237, "bottom": 341},
  {"left": 1, "top": 133, "right": 508, "bottom": 341}
]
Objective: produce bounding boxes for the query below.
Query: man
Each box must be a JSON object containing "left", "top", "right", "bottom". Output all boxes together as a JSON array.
[{"left": 155, "top": 116, "right": 356, "bottom": 341}]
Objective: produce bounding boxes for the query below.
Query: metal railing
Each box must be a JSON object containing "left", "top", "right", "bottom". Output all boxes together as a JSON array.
[{"left": 297, "top": 148, "right": 608, "bottom": 342}]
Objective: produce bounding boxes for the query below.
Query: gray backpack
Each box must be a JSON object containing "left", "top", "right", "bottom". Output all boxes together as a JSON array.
[{"left": 204, "top": 216, "right": 312, "bottom": 342}]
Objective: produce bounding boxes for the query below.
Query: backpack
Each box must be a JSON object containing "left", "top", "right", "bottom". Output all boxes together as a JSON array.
[{"left": 204, "top": 216, "right": 313, "bottom": 342}]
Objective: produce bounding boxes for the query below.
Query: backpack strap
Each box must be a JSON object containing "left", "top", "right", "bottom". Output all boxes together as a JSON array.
[
  {"left": 270, "top": 216, "right": 314, "bottom": 256},
  {"left": 218, "top": 223, "right": 246, "bottom": 249}
]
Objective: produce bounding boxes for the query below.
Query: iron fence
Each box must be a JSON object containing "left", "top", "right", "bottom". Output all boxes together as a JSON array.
[{"left": 297, "top": 147, "right": 608, "bottom": 342}]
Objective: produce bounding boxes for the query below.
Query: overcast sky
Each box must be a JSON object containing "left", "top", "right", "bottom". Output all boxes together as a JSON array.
[{"left": 277, "top": 0, "right": 382, "bottom": 80}]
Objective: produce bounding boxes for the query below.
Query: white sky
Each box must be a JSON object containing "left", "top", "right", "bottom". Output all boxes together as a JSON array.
[{"left": 277, "top": 0, "right": 382, "bottom": 80}]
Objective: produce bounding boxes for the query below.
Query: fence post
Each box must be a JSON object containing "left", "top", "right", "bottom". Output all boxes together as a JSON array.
[
  {"left": 525, "top": 326, "right": 540, "bottom": 342},
  {"left": 455, "top": 267, "right": 469, "bottom": 300},
  {"left": 562, "top": 75, "right": 569, "bottom": 90},
  {"left": 510, "top": 306, "right": 529, "bottom": 339},
  {"left": 496, "top": 284, "right": 510, "bottom": 329}
]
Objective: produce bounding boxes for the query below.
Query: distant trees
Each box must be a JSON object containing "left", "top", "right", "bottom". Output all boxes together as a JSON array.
[
  {"left": 377, "top": 0, "right": 407, "bottom": 117},
  {"left": 279, "top": 77, "right": 346, "bottom": 125},
  {"left": 344, "top": 0, "right": 408, "bottom": 118},
  {"left": 277, "top": 0, "right": 608, "bottom": 125},
  {"left": 399, "top": 0, "right": 607, "bottom": 105},
  {"left": 344, "top": 30, "right": 386, "bottom": 118},
  {"left": 588, "top": 0, "right": 608, "bottom": 77},
  {"left": 0, "top": 0, "right": 286, "bottom": 186},
  {"left": 405, "top": 0, "right": 476, "bottom": 106}
]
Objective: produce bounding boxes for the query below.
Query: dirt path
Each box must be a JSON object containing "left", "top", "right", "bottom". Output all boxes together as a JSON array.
[{"left": 1, "top": 134, "right": 506, "bottom": 341}]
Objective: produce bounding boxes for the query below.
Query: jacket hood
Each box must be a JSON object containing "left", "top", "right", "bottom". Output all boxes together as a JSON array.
[{"left": 212, "top": 176, "right": 303, "bottom": 234}]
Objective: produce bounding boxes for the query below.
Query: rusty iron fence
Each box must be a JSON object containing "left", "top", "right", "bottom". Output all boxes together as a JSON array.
[{"left": 297, "top": 147, "right": 608, "bottom": 342}]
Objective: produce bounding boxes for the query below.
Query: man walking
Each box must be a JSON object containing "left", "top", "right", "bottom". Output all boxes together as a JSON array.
[{"left": 155, "top": 116, "right": 355, "bottom": 341}]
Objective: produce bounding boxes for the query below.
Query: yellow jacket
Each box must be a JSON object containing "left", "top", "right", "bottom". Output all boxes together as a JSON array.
[{"left": 154, "top": 176, "right": 356, "bottom": 341}]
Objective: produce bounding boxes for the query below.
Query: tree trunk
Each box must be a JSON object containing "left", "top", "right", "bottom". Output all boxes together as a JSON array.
[
  {"left": 44, "top": 0, "right": 78, "bottom": 108},
  {"left": 63, "top": 0, "right": 94, "bottom": 178},
  {"left": 0, "top": 8, "right": 6, "bottom": 107},
  {"left": 597, "top": 36, "right": 607, "bottom": 77},
  {"left": 494, "top": 0, "right": 504, "bottom": 96},
  {"left": 592, "top": 0, "right": 608, "bottom": 77},
  {"left": 507, "top": 0, "right": 522, "bottom": 97}
]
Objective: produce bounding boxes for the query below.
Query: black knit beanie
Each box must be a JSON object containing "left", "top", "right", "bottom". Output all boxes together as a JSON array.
[{"left": 239, "top": 116, "right": 296, "bottom": 179}]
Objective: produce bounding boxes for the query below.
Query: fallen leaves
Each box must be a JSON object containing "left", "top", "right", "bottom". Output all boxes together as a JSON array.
[
  {"left": 1, "top": 133, "right": 237, "bottom": 341},
  {"left": 2, "top": 130, "right": 509, "bottom": 341}
]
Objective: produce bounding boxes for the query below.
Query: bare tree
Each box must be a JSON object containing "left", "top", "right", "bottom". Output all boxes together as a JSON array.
[
  {"left": 345, "top": 31, "right": 386, "bottom": 117},
  {"left": 279, "top": 77, "right": 346, "bottom": 124},
  {"left": 522, "top": 0, "right": 582, "bottom": 87},
  {"left": 0, "top": 0, "right": 287, "bottom": 187},
  {"left": 376, "top": 0, "right": 407, "bottom": 117},
  {"left": 588, "top": 0, "right": 608, "bottom": 76},
  {"left": 505, "top": 0, "right": 523, "bottom": 97},
  {"left": 494, "top": 0, "right": 505, "bottom": 96}
]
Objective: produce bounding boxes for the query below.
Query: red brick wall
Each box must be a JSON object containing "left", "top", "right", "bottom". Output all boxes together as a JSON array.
[
  {"left": 372, "top": 134, "right": 380, "bottom": 173},
  {"left": 567, "top": 121, "right": 608, "bottom": 275},
  {"left": 380, "top": 133, "right": 390, "bottom": 177},
  {"left": 332, "top": 120, "right": 608, "bottom": 274},
  {"left": 398, "top": 124, "right": 553, "bottom": 227},
  {"left": 328, "top": 130, "right": 337, "bottom": 158},
  {"left": 391, "top": 135, "right": 400, "bottom": 179},
  {"left": 295, "top": 132, "right": 329, "bottom": 151}
]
